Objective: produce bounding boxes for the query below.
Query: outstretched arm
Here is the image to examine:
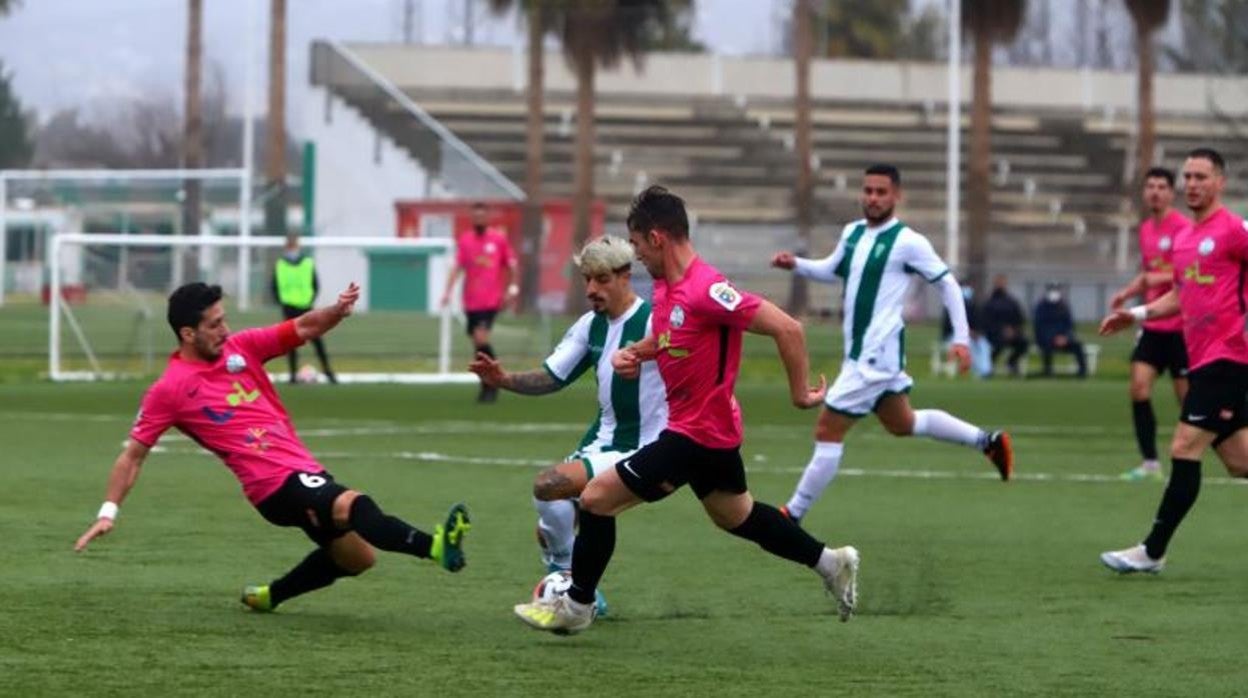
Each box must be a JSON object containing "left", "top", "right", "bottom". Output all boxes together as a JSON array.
[
  {"left": 74, "top": 439, "right": 151, "bottom": 551},
  {"left": 611, "top": 335, "right": 658, "bottom": 380},
  {"left": 1100, "top": 287, "right": 1180, "bottom": 336},
  {"left": 294, "top": 283, "right": 360, "bottom": 342},
  {"left": 469, "top": 352, "right": 563, "bottom": 395},
  {"left": 935, "top": 275, "right": 971, "bottom": 374},
  {"left": 746, "top": 300, "right": 826, "bottom": 409}
]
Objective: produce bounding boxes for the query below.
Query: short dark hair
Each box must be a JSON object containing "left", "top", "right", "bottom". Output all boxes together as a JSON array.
[
  {"left": 865, "top": 163, "right": 901, "bottom": 187},
  {"left": 626, "top": 185, "right": 689, "bottom": 240},
  {"left": 1144, "top": 166, "right": 1175, "bottom": 187},
  {"left": 471, "top": 201, "right": 487, "bottom": 211},
  {"left": 167, "top": 282, "right": 223, "bottom": 340},
  {"left": 1187, "top": 147, "right": 1226, "bottom": 173}
]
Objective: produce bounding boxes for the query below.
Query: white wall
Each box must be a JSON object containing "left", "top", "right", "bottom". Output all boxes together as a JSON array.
[{"left": 304, "top": 85, "right": 451, "bottom": 313}]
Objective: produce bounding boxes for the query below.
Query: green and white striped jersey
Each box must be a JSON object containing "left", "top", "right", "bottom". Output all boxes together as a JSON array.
[
  {"left": 795, "top": 217, "right": 949, "bottom": 379},
  {"left": 543, "top": 297, "right": 667, "bottom": 453}
]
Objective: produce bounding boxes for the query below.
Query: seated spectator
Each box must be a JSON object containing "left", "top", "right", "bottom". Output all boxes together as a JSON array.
[
  {"left": 983, "top": 274, "right": 1030, "bottom": 376},
  {"left": 1033, "top": 283, "right": 1087, "bottom": 378},
  {"left": 942, "top": 280, "right": 993, "bottom": 377}
]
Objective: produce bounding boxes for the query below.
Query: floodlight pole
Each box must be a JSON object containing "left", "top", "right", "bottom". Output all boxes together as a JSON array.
[
  {"left": 239, "top": 0, "right": 257, "bottom": 310},
  {"left": 945, "top": 0, "right": 962, "bottom": 272}
]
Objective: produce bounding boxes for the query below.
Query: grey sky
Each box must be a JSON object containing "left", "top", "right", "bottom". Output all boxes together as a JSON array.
[{"left": 0, "top": 0, "right": 782, "bottom": 135}]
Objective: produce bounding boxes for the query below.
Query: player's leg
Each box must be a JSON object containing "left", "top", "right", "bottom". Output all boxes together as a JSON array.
[
  {"left": 469, "top": 311, "right": 499, "bottom": 403},
  {"left": 783, "top": 363, "right": 865, "bottom": 523},
  {"left": 281, "top": 304, "right": 302, "bottom": 383},
  {"left": 1123, "top": 357, "right": 1164, "bottom": 481},
  {"left": 696, "top": 450, "right": 859, "bottom": 622},
  {"left": 532, "top": 459, "right": 592, "bottom": 571},
  {"left": 310, "top": 336, "right": 337, "bottom": 384},
  {"left": 246, "top": 536, "right": 371, "bottom": 612},
  {"left": 783, "top": 407, "right": 856, "bottom": 523},
  {"left": 879, "top": 392, "right": 1012, "bottom": 480},
  {"left": 333, "top": 489, "right": 470, "bottom": 572}
]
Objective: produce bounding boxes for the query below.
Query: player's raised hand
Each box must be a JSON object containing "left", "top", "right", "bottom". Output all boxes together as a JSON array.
[
  {"left": 1099, "top": 309, "right": 1136, "bottom": 336},
  {"left": 794, "top": 373, "right": 827, "bottom": 409},
  {"left": 770, "top": 251, "right": 797, "bottom": 270},
  {"left": 1109, "top": 290, "right": 1131, "bottom": 310},
  {"left": 468, "top": 351, "right": 505, "bottom": 387},
  {"left": 612, "top": 347, "right": 641, "bottom": 379},
  {"left": 74, "top": 517, "right": 114, "bottom": 552},
  {"left": 948, "top": 343, "right": 972, "bottom": 375},
  {"left": 336, "top": 283, "right": 361, "bottom": 317}
]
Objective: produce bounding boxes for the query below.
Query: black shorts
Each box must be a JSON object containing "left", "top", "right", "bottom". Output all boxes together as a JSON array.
[
  {"left": 255, "top": 470, "right": 350, "bottom": 545},
  {"left": 615, "top": 430, "right": 748, "bottom": 502},
  {"left": 1131, "top": 329, "right": 1189, "bottom": 377},
  {"left": 465, "top": 309, "right": 498, "bottom": 336},
  {"left": 1179, "top": 360, "right": 1248, "bottom": 443}
]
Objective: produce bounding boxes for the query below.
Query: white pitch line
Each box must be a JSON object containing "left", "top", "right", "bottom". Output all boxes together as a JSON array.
[{"left": 146, "top": 446, "right": 1248, "bottom": 487}]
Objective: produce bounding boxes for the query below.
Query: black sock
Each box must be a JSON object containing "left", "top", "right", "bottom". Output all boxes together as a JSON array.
[
  {"left": 729, "top": 502, "right": 824, "bottom": 567},
  {"left": 1132, "top": 400, "right": 1158, "bottom": 461},
  {"left": 270, "top": 547, "right": 356, "bottom": 607},
  {"left": 1143, "top": 458, "right": 1201, "bottom": 559},
  {"left": 476, "top": 343, "right": 496, "bottom": 359},
  {"left": 568, "top": 510, "right": 615, "bottom": 605},
  {"left": 348, "top": 495, "right": 432, "bottom": 558}
]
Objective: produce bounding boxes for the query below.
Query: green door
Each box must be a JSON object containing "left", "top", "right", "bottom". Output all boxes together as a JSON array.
[{"left": 367, "top": 248, "right": 433, "bottom": 311}]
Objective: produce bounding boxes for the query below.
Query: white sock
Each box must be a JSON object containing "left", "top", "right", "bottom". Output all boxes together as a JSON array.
[
  {"left": 814, "top": 547, "right": 840, "bottom": 578},
  {"left": 912, "top": 409, "right": 987, "bottom": 449},
  {"left": 785, "top": 441, "right": 844, "bottom": 520},
  {"left": 534, "top": 497, "right": 576, "bottom": 570}
]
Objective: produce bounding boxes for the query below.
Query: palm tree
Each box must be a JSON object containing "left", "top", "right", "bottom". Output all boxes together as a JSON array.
[
  {"left": 556, "top": 0, "right": 679, "bottom": 312},
  {"left": 266, "top": 0, "right": 287, "bottom": 237},
  {"left": 183, "top": 0, "right": 203, "bottom": 240},
  {"left": 1125, "top": 0, "right": 1170, "bottom": 201},
  {"left": 489, "top": 0, "right": 551, "bottom": 313},
  {"left": 790, "top": 0, "right": 814, "bottom": 315},
  {"left": 963, "top": 0, "right": 1025, "bottom": 295}
]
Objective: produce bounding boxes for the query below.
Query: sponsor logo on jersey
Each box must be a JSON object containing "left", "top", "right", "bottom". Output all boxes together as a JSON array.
[
  {"left": 657, "top": 331, "right": 689, "bottom": 358},
  {"left": 226, "top": 381, "right": 261, "bottom": 407},
  {"left": 709, "top": 281, "right": 743, "bottom": 311},
  {"left": 244, "top": 427, "right": 270, "bottom": 452},
  {"left": 202, "top": 406, "right": 235, "bottom": 424},
  {"left": 1183, "top": 261, "right": 1215, "bottom": 285}
]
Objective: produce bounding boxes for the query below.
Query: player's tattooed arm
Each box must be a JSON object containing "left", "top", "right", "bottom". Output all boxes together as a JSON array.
[{"left": 503, "top": 369, "right": 563, "bottom": 395}]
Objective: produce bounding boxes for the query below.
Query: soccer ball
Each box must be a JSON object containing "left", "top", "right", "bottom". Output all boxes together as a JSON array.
[
  {"left": 532, "top": 570, "right": 573, "bottom": 603},
  {"left": 296, "top": 364, "right": 319, "bottom": 384}
]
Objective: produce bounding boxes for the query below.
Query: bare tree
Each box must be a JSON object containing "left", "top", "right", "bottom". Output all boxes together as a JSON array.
[
  {"left": 1125, "top": 0, "right": 1171, "bottom": 207},
  {"left": 790, "top": 0, "right": 814, "bottom": 314},
  {"left": 266, "top": 0, "right": 288, "bottom": 236},
  {"left": 183, "top": 0, "right": 204, "bottom": 237}
]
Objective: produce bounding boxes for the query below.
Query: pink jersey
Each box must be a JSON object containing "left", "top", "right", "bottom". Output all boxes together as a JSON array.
[
  {"left": 1171, "top": 207, "right": 1248, "bottom": 371},
  {"left": 651, "top": 257, "right": 761, "bottom": 449},
  {"left": 1140, "top": 210, "right": 1189, "bottom": 333},
  {"left": 130, "top": 321, "right": 325, "bottom": 505},
  {"left": 455, "top": 228, "right": 516, "bottom": 312}
]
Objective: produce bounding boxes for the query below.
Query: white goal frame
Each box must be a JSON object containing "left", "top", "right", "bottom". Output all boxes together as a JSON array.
[
  {"left": 48, "top": 232, "right": 474, "bottom": 384},
  {"left": 0, "top": 167, "right": 253, "bottom": 307}
]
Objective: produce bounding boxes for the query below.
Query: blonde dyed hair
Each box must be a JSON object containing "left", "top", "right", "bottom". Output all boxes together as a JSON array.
[{"left": 574, "top": 235, "right": 634, "bottom": 276}]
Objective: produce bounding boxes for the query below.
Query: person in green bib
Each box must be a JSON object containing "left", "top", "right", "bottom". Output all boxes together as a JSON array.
[{"left": 272, "top": 235, "right": 337, "bottom": 384}]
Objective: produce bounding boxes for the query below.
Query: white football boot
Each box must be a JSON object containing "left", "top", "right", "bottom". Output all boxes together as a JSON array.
[
  {"left": 1100, "top": 544, "right": 1165, "bottom": 574},
  {"left": 818, "top": 546, "right": 860, "bottom": 621},
  {"left": 514, "top": 592, "right": 596, "bottom": 635}
]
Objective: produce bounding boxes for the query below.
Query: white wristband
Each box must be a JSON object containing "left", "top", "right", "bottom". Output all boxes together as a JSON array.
[
  {"left": 97, "top": 501, "right": 119, "bottom": 520},
  {"left": 1128, "top": 305, "right": 1148, "bottom": 322},
  {"left": 507, "top": 283, "right": 519, "bottom": 295}
]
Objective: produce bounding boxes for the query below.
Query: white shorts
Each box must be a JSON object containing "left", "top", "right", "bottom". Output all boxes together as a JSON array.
[
  {"left": 825, "top": 361, "right": 914, "bottom": 417},
  {"left": 569, "top": 448, "right": 637, "bottom": 479}
]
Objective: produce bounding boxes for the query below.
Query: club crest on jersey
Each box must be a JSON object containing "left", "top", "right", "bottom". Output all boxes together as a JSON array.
[
  {"left": 670, "top": 305, "right": 685, "bottom": 328},
  {"left": 485, "top": 242, "right": 497, "bottom": 254},
  {"left": 709, "top": 281, "right": 743, "bottom": 311},
  {"left": 1159, "top": 236, "right": 1172, "bottom": 251},
  {"left": 226, "top": 353, "right": 247, "bottom": 374},
  {"left": 1198, "top": 237, "right": 1215, "bottom": 256}
]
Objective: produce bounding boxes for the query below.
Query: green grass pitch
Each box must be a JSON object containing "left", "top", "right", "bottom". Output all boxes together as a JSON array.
[{"left": 2, "top": 328, "right": 1246, "bottom": 695}]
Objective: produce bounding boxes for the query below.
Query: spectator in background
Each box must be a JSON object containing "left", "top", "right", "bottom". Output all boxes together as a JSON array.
[
  {"left": 1034, "top": 283, "right": 1087, "bottom": 378},
  {"left": 983, "top": 274, "right": 1029, "bottom": 376},
  {"left": 943, "top": 280, "right": 992, "bottom": 378}
]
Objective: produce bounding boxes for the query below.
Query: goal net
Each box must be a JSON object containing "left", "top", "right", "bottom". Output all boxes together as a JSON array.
[{"left": 47, "top": 232, "right": 476, "bottom": 383}]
